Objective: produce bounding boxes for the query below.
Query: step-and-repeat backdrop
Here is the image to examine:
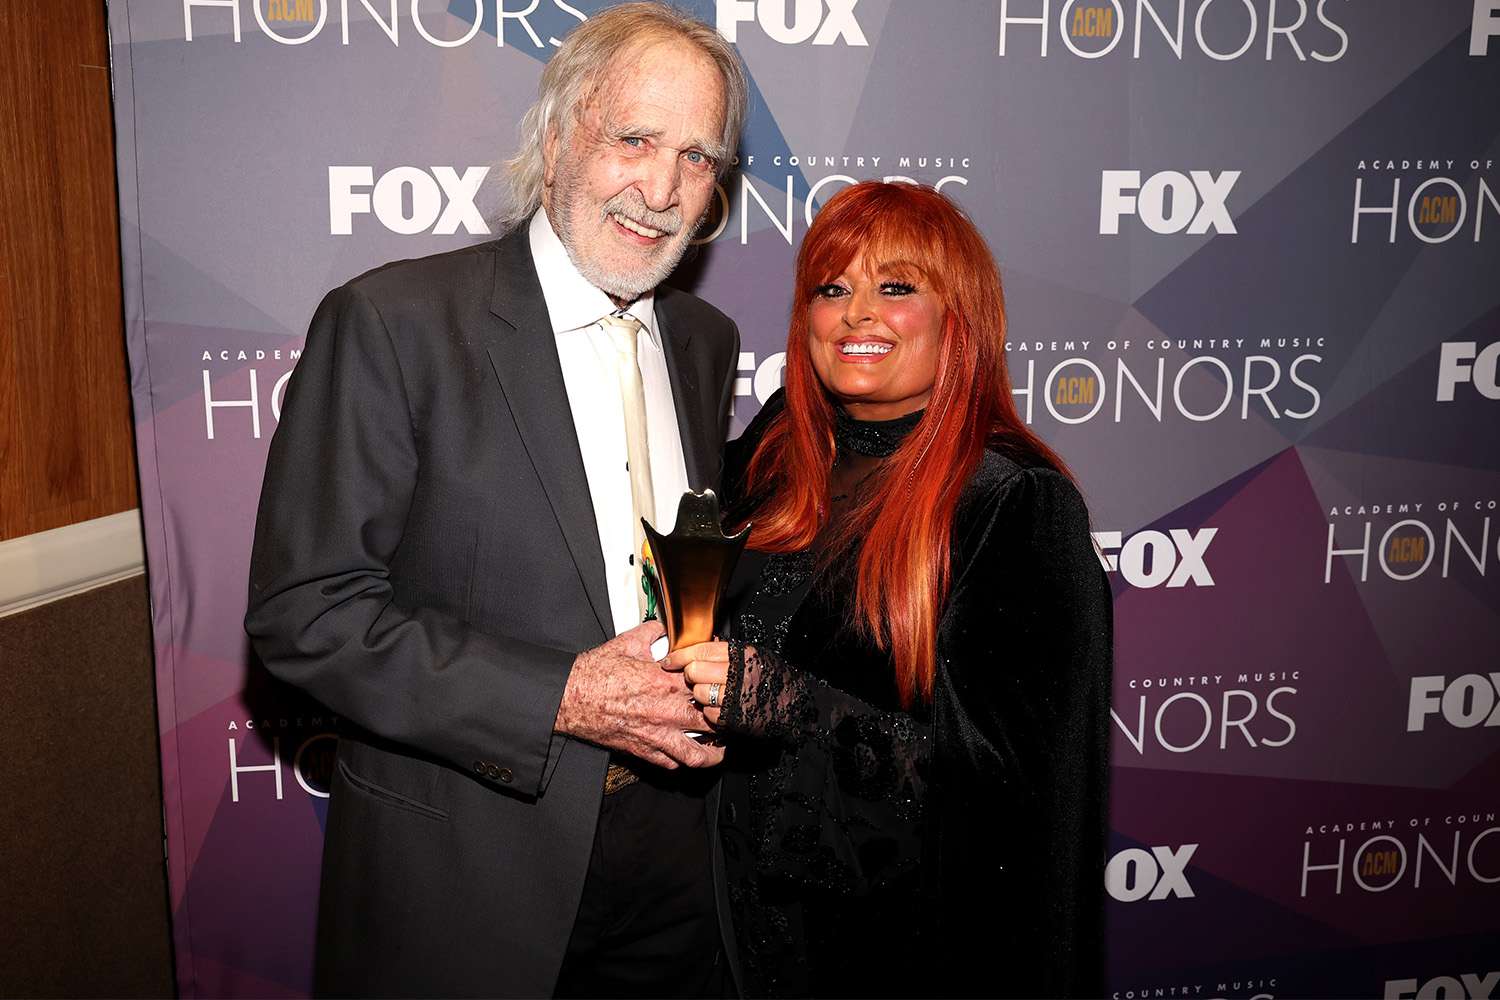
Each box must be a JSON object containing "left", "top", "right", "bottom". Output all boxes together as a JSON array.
[{"left": 107, "top": 1, "right": 1498, "bottom": 996}]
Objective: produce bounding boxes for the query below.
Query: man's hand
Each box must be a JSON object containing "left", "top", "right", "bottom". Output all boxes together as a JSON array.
[{"left": 555, "top": 620, "right": 724, "bottom": 769}]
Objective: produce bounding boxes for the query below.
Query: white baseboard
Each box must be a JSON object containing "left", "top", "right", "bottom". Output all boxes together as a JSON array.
[{"left": 0, "top": 510, "right": 146, "bottom": 619}]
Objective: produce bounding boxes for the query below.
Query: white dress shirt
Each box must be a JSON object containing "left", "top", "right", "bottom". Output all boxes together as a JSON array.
[{"left": 528, "top": 209, "right": 690, "bottom": 637}]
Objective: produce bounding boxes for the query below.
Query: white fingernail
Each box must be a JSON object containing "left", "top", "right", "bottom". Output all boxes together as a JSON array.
[{"left": 650, "top": 635, "right": 669, "bottom": 660}]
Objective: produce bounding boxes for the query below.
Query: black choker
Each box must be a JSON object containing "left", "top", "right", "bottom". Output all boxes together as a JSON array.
[{"left": 833, "top": 405, "right": 925, "bottom": 458}]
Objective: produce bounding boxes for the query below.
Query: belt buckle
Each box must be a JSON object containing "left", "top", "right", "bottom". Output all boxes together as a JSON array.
[{"left": 603, "top": 759, "right": 640, "bottom": 795}]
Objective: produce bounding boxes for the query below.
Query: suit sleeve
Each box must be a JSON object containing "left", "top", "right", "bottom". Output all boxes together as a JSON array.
[
  {"left": 711, "top": 319, "right": 741, "bottom": 491},
  {"left": 245, "top": 283, "right": 575, "bottom": 798}
]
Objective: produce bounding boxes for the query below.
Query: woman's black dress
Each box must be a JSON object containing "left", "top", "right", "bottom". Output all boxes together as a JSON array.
[{"left": 714, "top": 389, "right": 1113, "bottom": 999}]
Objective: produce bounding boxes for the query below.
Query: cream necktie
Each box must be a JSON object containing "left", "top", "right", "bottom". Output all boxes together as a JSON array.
[{"left": 600, "top": 312, "right": 655, "bottom": 621}]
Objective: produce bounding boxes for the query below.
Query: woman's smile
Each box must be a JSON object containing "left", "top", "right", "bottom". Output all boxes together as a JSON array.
[{"left": 836, "top": 336, "right": 897, "bottom": 362}]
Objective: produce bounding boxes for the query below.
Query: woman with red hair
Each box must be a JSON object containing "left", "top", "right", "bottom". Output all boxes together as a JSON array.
[{"left": 665, "top": 181, "right": 1112, "bottom": 997}]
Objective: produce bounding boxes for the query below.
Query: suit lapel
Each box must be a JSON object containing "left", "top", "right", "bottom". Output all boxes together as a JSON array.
[
  {"left": 655, "top": 289, "right": 713, "bottom": 489},
  {"left": 482, "top": 231, "right": 612, "bottom": 640}
]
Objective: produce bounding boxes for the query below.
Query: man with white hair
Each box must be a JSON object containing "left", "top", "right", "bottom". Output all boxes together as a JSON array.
[{"left": 246, "top": 4, "right": 748, "bottom": 995}]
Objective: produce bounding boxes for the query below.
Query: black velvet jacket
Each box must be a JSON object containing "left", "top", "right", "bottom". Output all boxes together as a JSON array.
[{"left": 715, "top": 390, "right": 1112, "bottom": 998}]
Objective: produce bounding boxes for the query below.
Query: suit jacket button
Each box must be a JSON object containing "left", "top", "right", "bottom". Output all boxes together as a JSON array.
[
  {"left": 486, "top": 764, "right": 500, "bottom": 779},
  {"left": 473, "top": 761, "right": 485, "bottom": 774},
  {"left": 725, "top": 802, "right": 738, "bottom": 823},
  {"left": 497, "top": 767, "right": 513, "bottom": 783}
]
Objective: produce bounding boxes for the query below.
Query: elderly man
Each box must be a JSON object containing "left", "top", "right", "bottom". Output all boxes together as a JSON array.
[{"left": 246, "top": 4, "right": 748, "bottom": 995}]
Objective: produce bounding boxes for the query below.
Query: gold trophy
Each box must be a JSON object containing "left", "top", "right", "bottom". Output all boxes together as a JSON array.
[{"left": 641, "top": 489, "right": 749, "bottom": 653}]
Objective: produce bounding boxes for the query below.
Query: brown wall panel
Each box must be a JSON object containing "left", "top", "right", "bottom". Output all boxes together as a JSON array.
[
  {"left": 0, "top": 576, "right": 174, "bottom": 997},
  {"left": 0, "top": 2, "right": 139, "bottom": 542}
]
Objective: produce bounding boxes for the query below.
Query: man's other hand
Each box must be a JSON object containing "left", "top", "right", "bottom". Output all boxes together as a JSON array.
[{"left": 554, "top": 621, "right": 724, "bottom": 769}]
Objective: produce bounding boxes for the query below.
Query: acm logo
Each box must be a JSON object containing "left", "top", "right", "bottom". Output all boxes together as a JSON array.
[
  {"left": 1100, "top": 170, "right": 1239, "bottom": 235},
  {"left": 329, "top": 166, "right": 490, "bottom": 236},
  {"left": 716, "top": 0, "right": 867, "bottom": 45},
  {"left": 264, "top": 0, "right": 313, "bottom": 21},
  {"left": 1105, "top": 843, "right": 1197, "bottom": 902}
]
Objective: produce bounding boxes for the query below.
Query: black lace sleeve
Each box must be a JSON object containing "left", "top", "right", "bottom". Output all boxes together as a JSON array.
[
  {"left": 720, "top": 637, "right": 802, "bottom": 739},
  {"left": 719, "top": 637, "right": 930, "bottom": 894}
]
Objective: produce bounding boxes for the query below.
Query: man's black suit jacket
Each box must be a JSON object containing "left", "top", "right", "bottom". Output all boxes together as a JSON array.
[{"left": 246, "top": 228, "right": 741, "bottom": 997}]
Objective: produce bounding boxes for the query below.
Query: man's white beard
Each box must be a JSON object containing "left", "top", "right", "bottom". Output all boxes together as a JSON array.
[{"left": 549, "top": 154, "right": 699, "bottom": 301}]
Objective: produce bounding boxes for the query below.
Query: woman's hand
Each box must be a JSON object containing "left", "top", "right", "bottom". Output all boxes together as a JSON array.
[{"left": 662, "top": 640, "right": 731, "bottom": 725}]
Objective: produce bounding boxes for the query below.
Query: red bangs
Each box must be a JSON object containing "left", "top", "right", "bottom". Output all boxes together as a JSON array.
[{"left": 794, "top": 192, "right": 952, "bottom": 305}]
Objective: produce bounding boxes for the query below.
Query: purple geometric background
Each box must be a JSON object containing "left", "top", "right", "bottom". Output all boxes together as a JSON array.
[{"left": 107, "top": 1, "right": 1499, "bottom": 996}]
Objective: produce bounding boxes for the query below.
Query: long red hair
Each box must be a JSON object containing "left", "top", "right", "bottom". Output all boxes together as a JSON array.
[{"left": 736, "top": 181, "right": 1069, "bottom": 706}]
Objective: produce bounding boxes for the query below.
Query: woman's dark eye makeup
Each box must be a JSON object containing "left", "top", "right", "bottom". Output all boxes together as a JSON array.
[{"left": 813, "top": 279, "right": 918, "bottom": 298}]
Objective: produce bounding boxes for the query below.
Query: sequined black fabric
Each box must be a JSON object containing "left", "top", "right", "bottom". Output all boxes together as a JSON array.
[
  {"left": 758, "top": 551, "right": 814, "bottom": 598},
  {"left": 831, "top": 404, "right": 925, "bottom": 458},
  {"left": 715, "top": 388, "right": 1114, "bottom": 999}
]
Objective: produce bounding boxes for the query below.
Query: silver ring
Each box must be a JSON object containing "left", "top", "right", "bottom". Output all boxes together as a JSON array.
[{"left": 708, "top": 683, "right": 720, "bottom": 708}]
